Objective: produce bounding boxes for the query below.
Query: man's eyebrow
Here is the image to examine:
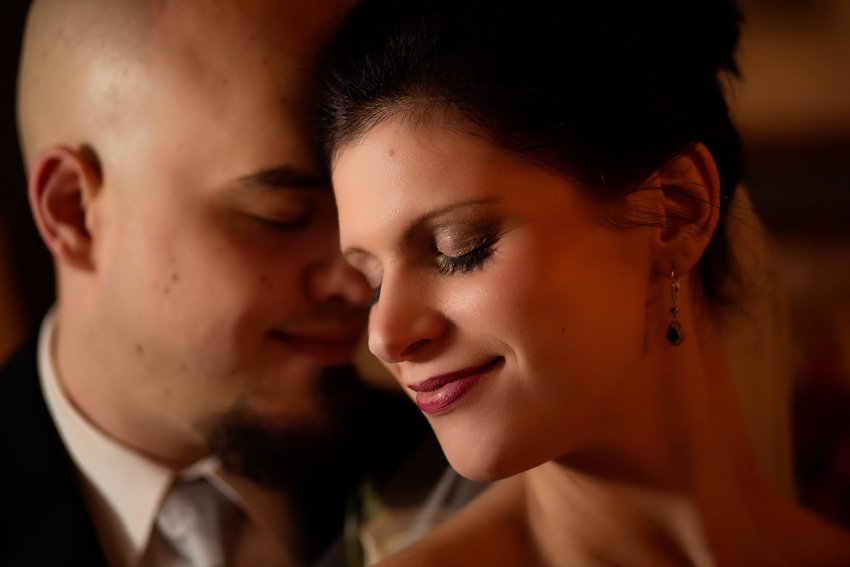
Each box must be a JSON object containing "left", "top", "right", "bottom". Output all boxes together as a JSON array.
[{"left": 233, "top": 166, "right": 330, "bottom": 190}]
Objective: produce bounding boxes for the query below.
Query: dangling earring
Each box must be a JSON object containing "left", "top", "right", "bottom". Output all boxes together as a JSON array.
[{"left": 666, "top": 268, "right": 684, "bottom": 346}]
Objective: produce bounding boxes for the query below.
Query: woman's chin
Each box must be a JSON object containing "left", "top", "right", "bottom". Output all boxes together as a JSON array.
[{"left": 442, "top": 443, "right": 532, "bottom": 483}]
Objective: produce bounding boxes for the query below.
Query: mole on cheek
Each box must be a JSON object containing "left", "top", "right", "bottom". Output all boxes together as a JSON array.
[
  {"left": 162, "top": 272, "right": 180, "bottom": 295},
  {"left": 387, "top": 148, "right": 395, "bottom": 157}
]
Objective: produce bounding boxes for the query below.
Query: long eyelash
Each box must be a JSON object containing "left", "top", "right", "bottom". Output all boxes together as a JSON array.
[{"left": 438, "top": 240, "right": 494, "bottom": 275}]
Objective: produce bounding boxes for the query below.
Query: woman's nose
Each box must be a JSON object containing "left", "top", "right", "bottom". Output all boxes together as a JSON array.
[{"left": 368, "top": 276, "right": 449, "bottom": 363}]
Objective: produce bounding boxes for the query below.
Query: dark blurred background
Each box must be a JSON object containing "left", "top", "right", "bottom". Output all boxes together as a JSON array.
[
  {"left": 0, "top": 0, "right": 848, "bottom": 528},
  {"left": 732, "top": 0, "right": 850, "bottom": 526},
  {"left": 0, "top": 0, "right": 53, "bottom": 366}
]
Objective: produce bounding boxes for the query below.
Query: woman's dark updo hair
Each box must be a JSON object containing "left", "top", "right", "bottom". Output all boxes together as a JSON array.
[{"left": 317, "top": 0, "right": 744, "bottom": 306}]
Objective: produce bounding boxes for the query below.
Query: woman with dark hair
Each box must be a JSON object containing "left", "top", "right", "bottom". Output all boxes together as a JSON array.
[{"left": 319, "top": 0, "right": 850, "bottom": 564}]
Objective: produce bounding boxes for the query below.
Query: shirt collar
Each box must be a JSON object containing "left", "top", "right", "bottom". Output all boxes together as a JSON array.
[{"left": 38, "top": 309, "right": 220, "bottom": 566}]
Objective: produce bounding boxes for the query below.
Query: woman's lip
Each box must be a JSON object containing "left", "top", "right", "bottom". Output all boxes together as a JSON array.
[{"left": 409, "top": 358, "right": 502, "bottom": 415}]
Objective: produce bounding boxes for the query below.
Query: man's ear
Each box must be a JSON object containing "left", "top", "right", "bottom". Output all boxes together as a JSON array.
[
  {"left": 28, "top": 145, "right": 103, "bottom": 271},
  {"left": 649, "top": 141, "right": 722, "bottom": 276}
]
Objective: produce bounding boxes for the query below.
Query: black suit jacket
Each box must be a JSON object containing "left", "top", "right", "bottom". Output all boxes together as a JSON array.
[
  {"left": 0, "top": 329, "right": 434, "bottom": 566},
  {"left": 0, "top": 330, "right": 108, "bottom": 566}
]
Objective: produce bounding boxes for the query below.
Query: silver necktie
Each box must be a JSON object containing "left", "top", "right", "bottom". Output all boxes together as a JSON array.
[{"left": 154, "top": 478, "right": 240, "bottom": 567}]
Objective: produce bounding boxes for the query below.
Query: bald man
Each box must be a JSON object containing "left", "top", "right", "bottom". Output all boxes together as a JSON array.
[{"left": 0, "top": 1, "right": 435, "bottom": 565}]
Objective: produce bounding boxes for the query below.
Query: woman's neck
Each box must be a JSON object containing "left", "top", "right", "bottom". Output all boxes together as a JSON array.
[{"left": 519, "top": 310, "right": 850, "bottom": 566}]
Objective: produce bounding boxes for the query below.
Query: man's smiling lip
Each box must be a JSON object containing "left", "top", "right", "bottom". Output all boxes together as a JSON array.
[{"left": 270, "top": 328, "right": 364, "bottom": 364}]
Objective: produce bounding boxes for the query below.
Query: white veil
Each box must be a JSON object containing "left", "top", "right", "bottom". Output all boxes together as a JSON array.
[{"left": 720, "top": 186, "right": 795, "bottom": 496}]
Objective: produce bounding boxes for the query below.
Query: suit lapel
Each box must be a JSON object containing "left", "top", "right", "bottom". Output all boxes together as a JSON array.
[{"left": 0, "top": 330, "right": 107, "bottom": 566}]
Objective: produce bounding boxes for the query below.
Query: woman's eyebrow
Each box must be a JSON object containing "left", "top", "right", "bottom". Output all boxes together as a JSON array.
[
  {"left": 402, "top": 198, "right": 499, "bottom": 241},
  {"left": 342, "top": 198, "right": 500, "bottom": 259}
]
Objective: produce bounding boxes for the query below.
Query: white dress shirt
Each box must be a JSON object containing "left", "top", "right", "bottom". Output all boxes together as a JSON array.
[{"left": 38, "top": 309, "right": 298, "bottom": 566}]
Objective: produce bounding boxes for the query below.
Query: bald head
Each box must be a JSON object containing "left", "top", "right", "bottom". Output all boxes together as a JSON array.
[
  {"left": 17, "top": 0, "right": 348, "bottom": 172},
  {"left": 17, "top": 0, "right": 150, "bottom": 170}
]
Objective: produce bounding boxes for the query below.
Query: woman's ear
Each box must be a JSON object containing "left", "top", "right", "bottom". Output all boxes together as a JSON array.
[
  {"left": 28, "top": 145, "right": 103, "bottom": 271},
  {"left": 650, "top": 141, "right": 721, "bottom": 276}
]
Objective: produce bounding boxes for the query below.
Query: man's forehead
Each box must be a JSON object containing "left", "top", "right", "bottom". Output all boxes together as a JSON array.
[
  {"left": 150, "top": 0, "right": 349, "bottom": 61},
  {"left": 147, "top": 0, "right": 348, "bottom": 102}
]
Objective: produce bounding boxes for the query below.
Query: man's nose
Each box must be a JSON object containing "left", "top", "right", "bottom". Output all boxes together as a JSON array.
[{"left": 304, "top": 252, "right": 374, "bottom": 308}]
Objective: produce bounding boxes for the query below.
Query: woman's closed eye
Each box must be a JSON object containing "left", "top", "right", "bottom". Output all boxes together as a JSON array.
[{"left": 436, "top": 234, "right": 495, "bottom": 275}]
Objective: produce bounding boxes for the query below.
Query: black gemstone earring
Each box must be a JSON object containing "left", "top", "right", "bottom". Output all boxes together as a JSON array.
[{"left": 666, "top": 268, "right": 684, "bottom": 346}]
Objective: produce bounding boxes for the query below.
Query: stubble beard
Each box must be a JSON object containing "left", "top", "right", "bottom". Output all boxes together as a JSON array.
[{"left": 199, "top": 364, "right": 361, "bottom": 490}]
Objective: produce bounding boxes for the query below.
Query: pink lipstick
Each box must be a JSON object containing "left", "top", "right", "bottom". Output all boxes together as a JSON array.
[{"left": 409, "top": 357, "right": 502, "bottom": 415}]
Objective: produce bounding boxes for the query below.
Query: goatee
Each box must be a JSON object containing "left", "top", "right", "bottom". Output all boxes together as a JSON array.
[{"left": 201, "top": 364, "right": 361, "bottom": 489}]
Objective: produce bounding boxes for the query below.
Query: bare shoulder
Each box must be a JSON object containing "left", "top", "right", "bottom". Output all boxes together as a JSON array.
[{"left": 375, "top": 475, "right": 534, "bottom": 567}]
